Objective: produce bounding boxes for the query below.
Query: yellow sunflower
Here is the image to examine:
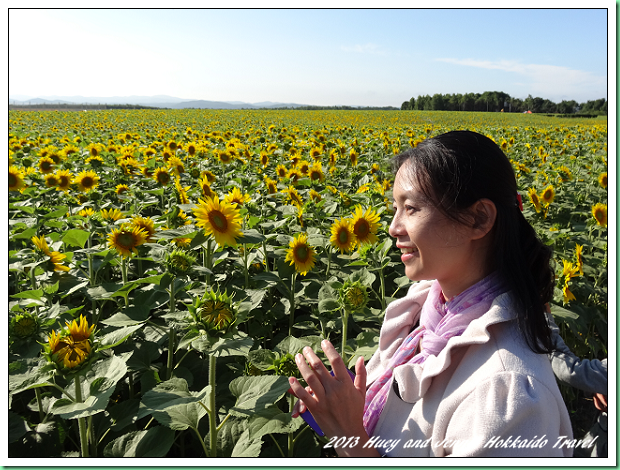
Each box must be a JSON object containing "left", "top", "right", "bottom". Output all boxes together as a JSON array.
[
  {"left": 527, "top": 188, "right": 542, "bottom": 213},
  {"left": 55, "top": 169, "right": 73, "bottom": 191},
  {"left": 38, "top": 156, "right": 55, "bottom": 174},
  {"left": 101, "top": 208, "right": 124, "bottom": 221},
  {"left": 330, "top": 218, "right": 357, "bottom": 253},
  {"left": 75, "top": 170, "right": 100, "bottom": 192},
  {"left": 224, "top": 187, "right": 251, "bottom": 206},
  {"left": 48, "top": 251, "right": 71, "bottom": 272},
  {"left": 186, "top": 142, "right": 197, "bottom": 156},
  {"left": 9, "top": 166, "right": 25, "bottom": 192},
  {"left": 575, "top": 244, "right": 584, "bottom": 276},
  {"left": 47, "top": 315, "right": 94, "bottom": 369},
  {"left": 192, "top": 195, "right": 243, "bottom": 247},
  {"left": 216, "top": 149, "right": 234, "bottom": 164},
  {"left": 562, "top": 283, "right": 576, "bottom": 304},
  {"left": 349, "top": 148, "right": 359, "bottom": 166},
  {"left": 591, "top": 203, "right": 607, "bottom": 227},
  {"left": 78, "top": 208, "right": 95, "bottom": 217},
  {"left": 283, "top": 186, "right": 303, "bottom": 207},
  {"left": 131, "top": 215, "right": 156, "bottom": 242},
  {"left": 107, "top": 225, "right": 149, "bottom": 257},
  {"left": 115, "top": 184, "right": 130, "bottom": 195},
  {"left": 309, "top": 188, "right": 322, "bottom": 202},
  {"left": 201, "top": 170, "right": 216, "bottom": 184},
  {"left": 276, "top": 164, "right": 288, "bottom": 179},
  {"left": 32, "top": 235, "right": 51, "bottom": 255},
  {"left": 198, "top": 175, "right": 215, "bottom": 199},
  {"left": 598, "top": 173, "right": 607, "bottom": 189},
  {"left": 351, "top": 206, "right": 380, "bottom": 245},
  {"left": 168, "top": 156, "right": 185, "bottom": 175},
  {"left": 309, "top": 162, "right": 324, "bottom": 182},
  {"left": 260, "top": 151, "right": 269, "bottom": 167},
  {"left": 154, "top": 167, "right": 171, "bottom": 186},
  {"left": 285, "top": 233, "right": 316, "bottom": 276},
  {"left": 540, "top": 185, "right": 555, "bottom": 205},
  {"left": 265, "top": 177, "right": 278, "bottom": 195}
]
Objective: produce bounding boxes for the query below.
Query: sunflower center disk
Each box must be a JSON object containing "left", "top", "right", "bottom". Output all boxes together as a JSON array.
[
  {"left": 294, "top": 245, "right": 309, "bottom": 262},
  {"left": 338, "top": 229, "right": 349, "bottom": 244},
  {"left": 209, "top": 210, "right": 229, "bottom": 231},
  {"left": 355, "top": 221, "right": 369, "bottom": 237},
  {"left": 117, "top": 233, "right": 136, "bottom": 248}
]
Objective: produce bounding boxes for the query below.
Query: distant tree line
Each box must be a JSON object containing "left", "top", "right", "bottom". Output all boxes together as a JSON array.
[
  {"left": 9, "top": 103, "right": 162, "bottom": 110},
  {"left": 400, "top": 91, "right": 607, "bottom": 115}
]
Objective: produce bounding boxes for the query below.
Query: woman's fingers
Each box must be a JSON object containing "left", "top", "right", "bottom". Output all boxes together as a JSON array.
[
  {"left": 354, "top": 355, "right": 367, "bottom": 394},
  {"left": 321, "top": 340, "right": 350, "bottom": 382},
  {"left": 294, "top": 352, "right": 326, "bottom": 398}
]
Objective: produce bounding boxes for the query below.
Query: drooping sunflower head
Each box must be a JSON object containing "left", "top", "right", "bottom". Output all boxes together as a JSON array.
[
  {"left": 592, "top": 203, "right": 607, "bottom": 227},
  {"left": 192, "top": 195, "right": 243, "bottom": 247},
  {"left": 47, "top": 251, "right": 71, "bottom": 272},
  {"left": 75, "top": 170, "right": 100, "bottom": 192},
  {"left": 527, "top": 188, "right": 541, "bottom": 213},
  {"left": 9, "top": 166, "right": 25, "bottom": 192},
  {"left": 598, "top": 172, "right": 608, "bottom": 189},
  {"left": 330, "top": 218, "right": 357, "bottom": 253},
  {"left": 107, "top": 224, "right": 149, "bottom": 257},
  {"left": 351, "top": 206, "right": 380, "bottom": 245},
  {"left": 309, "top": 188, "right": 322, "bottom": 203},
  {"left": 283, "top": 186, "right": 303, "bottom": 207},
  {"left": 168, "top": 156, "right": 185, "bottom": 175},
  {"left": 341, "top": 280, "right": 369, "bottom": 313},
  {"left": 264, "top": 177, "right": 278, "bottom": 195},
  {"left": 285, "top": 233, "right": 316, "bottom": 276},
  {"left": 540, "top": 185, "right": 555, "bottom": 205},
  {"left": 165, "top": 249, "right": 197, "bottom": 276},
  {"left": 201, "top": 170, "right": 216, "bottom": 184},
  {"left": 574, "top": 244, "right": 584, "bottom": 275}
]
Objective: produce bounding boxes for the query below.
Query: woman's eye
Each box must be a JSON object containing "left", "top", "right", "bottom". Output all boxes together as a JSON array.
[{"left": 405, "top": 205, "right": 416, "bottom": 213}]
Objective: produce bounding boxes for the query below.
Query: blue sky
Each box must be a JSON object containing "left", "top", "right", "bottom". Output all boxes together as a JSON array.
[{"left": 8, "top": 8, "right": 611, "bottom": 106}]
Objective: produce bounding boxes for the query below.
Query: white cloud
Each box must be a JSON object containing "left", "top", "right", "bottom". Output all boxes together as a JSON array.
[
  {"left": 341, "top": 43, "right": 388, "bottom": 56},
  {"left": 435, "top": 58, "right": 607, "bottom": 100}
]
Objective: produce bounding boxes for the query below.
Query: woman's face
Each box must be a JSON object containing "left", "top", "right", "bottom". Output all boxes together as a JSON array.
[{"left": 389, "top": 163, "right": 487, "bottom": 299}]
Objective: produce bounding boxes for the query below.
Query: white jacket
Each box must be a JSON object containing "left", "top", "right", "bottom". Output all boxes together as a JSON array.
[{"left": 366, "top": 280, "right": 574, "bottom": 457}]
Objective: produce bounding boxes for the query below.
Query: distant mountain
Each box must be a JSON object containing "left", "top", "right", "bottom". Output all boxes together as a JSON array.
[{"left": 9, "top": 94, "right": 312, "bottom": 109}]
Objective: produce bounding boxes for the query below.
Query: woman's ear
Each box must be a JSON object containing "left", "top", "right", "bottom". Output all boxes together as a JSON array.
[{"left": 469, "top": 198, "right": 497, "bottom": 239}]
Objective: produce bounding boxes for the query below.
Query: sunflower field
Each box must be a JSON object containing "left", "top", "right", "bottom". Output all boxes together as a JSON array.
[{"left": 8, "top": 109, "right": 608, "bottom": 458}]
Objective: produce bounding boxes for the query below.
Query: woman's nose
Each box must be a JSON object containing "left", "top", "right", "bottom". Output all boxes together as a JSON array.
[{"left": 388, "top": 215, "right": 402, "bottom": 238}]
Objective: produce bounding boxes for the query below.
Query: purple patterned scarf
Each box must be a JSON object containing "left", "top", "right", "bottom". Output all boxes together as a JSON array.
[{"left": 363, "top": 273, "right": 507, "bottom": 435}]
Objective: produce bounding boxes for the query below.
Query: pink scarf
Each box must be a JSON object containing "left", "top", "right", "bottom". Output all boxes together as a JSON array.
[{"left": 363, "top": 273, "right": 506, "bottom": 435}]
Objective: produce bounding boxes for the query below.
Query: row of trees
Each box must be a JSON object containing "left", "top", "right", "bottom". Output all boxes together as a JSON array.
[{"left": 401, "top": 91, "right": 607, "bottom": 115}]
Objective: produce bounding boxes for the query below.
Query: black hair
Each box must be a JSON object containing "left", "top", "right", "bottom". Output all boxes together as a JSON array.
[{"left": 392, "top": 130, "right": 553, "bottom": 354}]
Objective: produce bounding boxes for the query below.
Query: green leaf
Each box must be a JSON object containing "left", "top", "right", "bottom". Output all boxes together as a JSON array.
[
  {"left": 97, "top": 324, "right": 144, "bottom": 351},
  {"left": 51, "top": 355, "right": 128, "bottom": 419},
  {"left": 140, "top": 378, "right": 211, "bottom": 431},
  {"left": 229, "top": 375, "right": 290, "bottom": 417},
  {"left": 156, "top": 227, "right": 198, "bottom": 240},
  {"left": 61, "top": 229, "right": 91, "bottom": 249},
  {"left": 247, "top": 405, "right": 303, "bottom": 440},
  {"left": 231, "top": 429, "right": 263, "bottom": 457},
  {"left": 43, "top": 206, "right": 69, "bottom": 219},
  {"left": 238, "top": 229, "right": 266, "bottom": 245},
  {"left": 103, "top": 426, "right": 175, "bottom": 457},
  {"left": 550, "top": 303, "right": 580, "bottom": 320},
  {"left": 11, "top": 289, "right": 44, "bottom": 301},
  {"left": 43, "top": 281, "right": 59, "bottom": 295},
  {"left": 12, "top": 227, "right": 38, "bottom": 240},
  {"left": 9, "top": 411, "right": 31, "bottom": 443},
  {"left": 9, "top": 361, "right": 55, "bottom": 395},
  {"left": 192, "top": 332, "right": 254, "bottom": 358},
  {"left": 319, "top": 298, "right": 341, "bottom": 314}
]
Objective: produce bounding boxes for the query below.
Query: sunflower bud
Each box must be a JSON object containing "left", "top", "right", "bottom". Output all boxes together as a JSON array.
[
  {"left": 189, "top": 288, "right": 236, "bottom": 335},
  {"left": 341, "top": 280, "right": 369, "bottom": 313},
  {"left": 44, "top": 315, "right": 96, "bottom": 373},
  {"left": 10, "top": 312, "right": 39, "bottom": 339},
  {"left": 165, "top": 249, "right": 196, "bottom": 276}
]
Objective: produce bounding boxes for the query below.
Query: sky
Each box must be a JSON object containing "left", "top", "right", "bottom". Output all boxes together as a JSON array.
[{"left": 8, "top": 6, "right": 612, "bottom": 107}]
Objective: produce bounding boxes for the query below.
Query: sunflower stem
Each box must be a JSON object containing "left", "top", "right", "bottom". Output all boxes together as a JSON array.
[
  {"left": 74, "top": 375, "right": 89, "bottom": 457},
  {"left": 288, "top": 272, "right": 297, "bottom": 336},
  {"left": 35, "top": 388, "right": 44, "bottom": 422},
  {"left": 204, "top": 239, "right": 213, "bottom": 286},
  {"left": 379, "top": 265, "right": 386, "bottom": 312},
  {"left": 193, "top": 426, "right": 210, "bottom": 458},
  {"left": 243, "top": 244, "right": 249, "bottom": 288},
  {"left": 166, "top": 325, "right": 175, "bottom": 381},
  {"left": 341, "top": 308, "right": 349, "bottom": 365},
  {"left": 209, "top": 354, "right": 217, "bottom": 457},
  {"left": 262, "top": 240, "right": 270, "bottom": 273},
  {"left": 88, "top": 415, "right": 97, "bottom": 457},
  {"left": 169, "top": 278, "right": 176, "bottom": 314},
  {"left": 325, "top": 246, "right": 332, "bottom": 278},
  {"left": 121, "top": 257, "right": 128, "bottom": 306},
  {"left": 287, "top": 393, "right": 295, "bottom": 457},
  {"left": 269, "top": 433, "right": 286, "bottom": 458}
]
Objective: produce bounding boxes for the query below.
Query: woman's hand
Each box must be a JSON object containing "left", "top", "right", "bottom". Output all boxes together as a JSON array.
[{"left": 288, "top": 340, "right": 380, "bottom": 457}]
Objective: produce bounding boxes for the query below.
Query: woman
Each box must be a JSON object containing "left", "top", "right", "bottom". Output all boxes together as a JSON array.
[{"left": 289, "top": 130, "right": 573, "bottom": 457}]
